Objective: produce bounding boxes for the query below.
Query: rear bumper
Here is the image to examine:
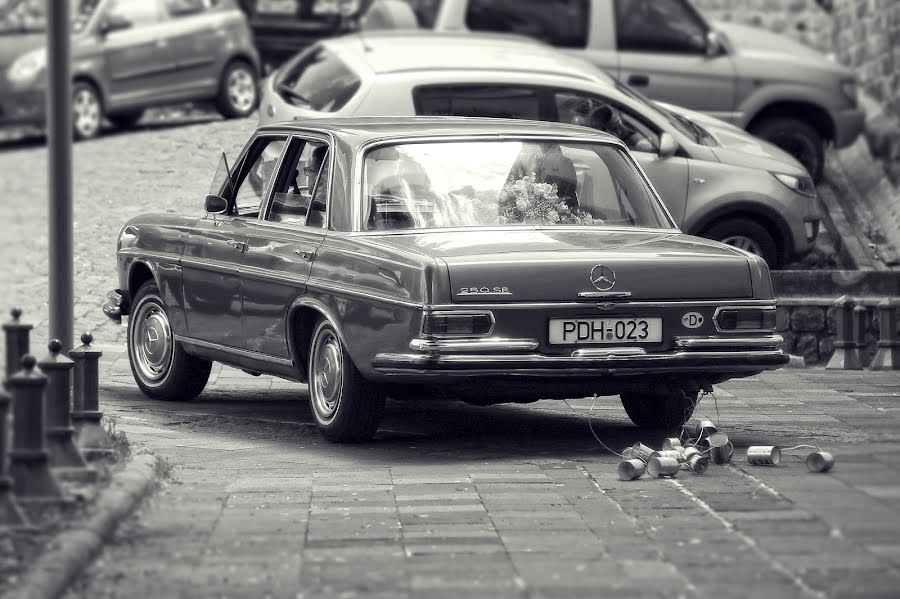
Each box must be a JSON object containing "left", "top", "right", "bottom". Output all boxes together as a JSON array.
[{"left": 373, "top": 335, "right": 788, "bottom": 377}]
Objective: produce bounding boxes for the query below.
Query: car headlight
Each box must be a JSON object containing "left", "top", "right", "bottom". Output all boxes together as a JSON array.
[
  {"left": 772, "top": 172, "right": 817, "bottom": 198},
  {"left": 7, "top": 48, "right": 46, "bottom": 86},
  {"left": 840, "top": 78, "right": 858, "bottom": 106}
]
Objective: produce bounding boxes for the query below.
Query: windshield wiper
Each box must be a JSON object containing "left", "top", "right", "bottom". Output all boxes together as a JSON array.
[{"left": 277, "top": 83, "right": 312, "bottom": 107}]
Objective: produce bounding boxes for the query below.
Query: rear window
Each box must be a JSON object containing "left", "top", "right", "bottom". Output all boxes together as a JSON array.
[
  {"left": 275, "top": 45, "right": 361, "bottom": 112},
  {"left": 465, "top": 0, "right": 589, "bottom": 48}
]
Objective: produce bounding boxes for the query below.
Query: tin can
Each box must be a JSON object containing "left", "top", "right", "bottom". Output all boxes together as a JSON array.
[
  {"left": 682, "top": 446, "right": 701, "bottom": 461},
  {"left": 746, "top": 446, "right": 781, "bottom": 465},
  {"left": 806, "top": 451, "right": 835, "bottom": 473},
  {"left": 695, "top": 419, "right": 718, "bottom": 439},
  {"left": 650, "top": 449, "right": 684, "bottom": 462},
  {"left": 707, "top": 432, "right": 733, "bottom": 464},
  {"left": 662, "top": 437, "right": 683, "bottom": 450},
  {"left": 631, "top": 442, "right": 655, "bottom": 463},
  {"left": 617, "top": 459, "right": 646, "bottom": 481},
  {"left": 621, "top": 447, "right": 634, "bottom": 459},
  {"left": 687, "top": 454, "right": 709, "bottom": 474},
  {"left": 647, "top": 456, "right": 680, "bottom": 477}
]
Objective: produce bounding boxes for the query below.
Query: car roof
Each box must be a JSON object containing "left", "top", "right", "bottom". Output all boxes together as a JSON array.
[
  {"left": 321, "top": 31, "right": 611, "bottom": 84},
  {"left": 258, "top": 116, "right": 623, "bottom": 146}
]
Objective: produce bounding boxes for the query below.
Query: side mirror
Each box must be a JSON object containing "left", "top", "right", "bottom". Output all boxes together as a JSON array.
[
  {"left": 705, "top": 30, "right": 724, "bottom": 57},
  {"left": 205, "top": 194, "right": 228, "bottom": 215},
  {"left": 658, "top": 132, "right": 678, "bottom": 159},
  {"left": 99, "top": 13, "right": 132, "bottom": 35}
]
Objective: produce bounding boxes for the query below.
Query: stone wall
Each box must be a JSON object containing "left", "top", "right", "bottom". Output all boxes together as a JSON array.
[
  {"left": 694, "top": 0, "right": 900, "bottom": 119},
  {"left": 776, "top": 300, "right": 889, "bottom": 365}
]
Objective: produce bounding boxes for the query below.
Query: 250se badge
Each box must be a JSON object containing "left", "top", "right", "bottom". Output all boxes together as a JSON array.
[
  {"left": 549, "top": 318, "right": 663, "bottom": 344},
  {"left": 459, "top": 286, "right": 511, "bottom": 295}
]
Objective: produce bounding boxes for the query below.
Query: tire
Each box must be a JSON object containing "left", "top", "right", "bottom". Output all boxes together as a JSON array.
[
  {"left": 307, "top": 318, "right": 385, "bottom": 442},
  {"left": 127, "top": 281, "right": 211, "bottom": 401},
  {"left": 620, "top": 388, "right": 700, "bottom": 429},
  {"left": 702, "top": 217, "right": 780, "bottom": 268},
  {"left": 108, "top": 109, "right": 144, "bottom": 130},
  {"left": 750, "top": 117, "right": 824, "bottom": 182},
  {"left": 72, "top": 80, "right": 103, "bottom": 140},
  {"left": 215, "top": 60, "right": 259, "bottom": 119}
]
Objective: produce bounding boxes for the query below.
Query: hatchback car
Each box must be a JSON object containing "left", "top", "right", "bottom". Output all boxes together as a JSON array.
[
  {"left": 1, "top": 0, "right": 260, "bottom": 139},
  {"left": 103, "top": 117, "right": 787, "bottom": 442},
  {"left": 258, "top": 32, "right": 820, "bottom": 267}
]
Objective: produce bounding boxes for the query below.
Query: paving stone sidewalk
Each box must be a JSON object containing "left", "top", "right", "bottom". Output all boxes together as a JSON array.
[{"left": 57, "top": 346, "right": 900, "bottom": 599}]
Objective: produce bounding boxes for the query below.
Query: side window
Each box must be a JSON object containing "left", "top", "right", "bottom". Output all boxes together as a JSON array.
[
  {"left": 614, "top": 0, "right": 707, "bottom": 54},
  {"left": 106, "top": 0, "right": 163, "bottom": 27},
  {"left": 465, "top": 0, "right": 589, "bottom": 48},
  {"left": 231, "top": 137, "right": 288, "bottom": 217},
  {"left": 267, "top": 139, "right": 330, "bottom": 227},
  {"left": 416, "top": 86, "right": 541, "bottom": 120},
  {"left": 555, "top": 91, "right": 658, "bottom": 153}
]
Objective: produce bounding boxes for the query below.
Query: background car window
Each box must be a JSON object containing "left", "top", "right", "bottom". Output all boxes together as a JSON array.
[
  {"left": 267, "top": 140, "right": 329, "bottom": 227},
  {"left": 106, "top": 0, "right": 163, "bottom": 27},
  {"left": 275, "top": 45, "right": 362, "bottom": 112},
  {"left": 232, "top": 137, "right": 287, "bottom": 217},
  {"left": 614, "top": 0, "right": 707, "bottom": 54},
  {"left": 164, "top": 0, "right": 218, "bottom": 17},
  {"left": 465, "top": 0, "right": 589, "bottom": 48},
  {"left": 416, "top": 86, "right": 541, "bottom": 120},
  {"left": 555, "top": 92, "right": 658, "bottom": 153}
]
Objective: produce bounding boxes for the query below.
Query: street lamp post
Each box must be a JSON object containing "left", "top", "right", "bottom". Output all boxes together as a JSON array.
[{"left": 47, "top": 0, "right": 74, "bottom": 352}]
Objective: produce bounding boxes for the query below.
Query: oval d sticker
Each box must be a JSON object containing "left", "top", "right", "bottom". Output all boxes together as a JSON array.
[{"left": 682, "top": 312, "right": 704, "bottom": 328}]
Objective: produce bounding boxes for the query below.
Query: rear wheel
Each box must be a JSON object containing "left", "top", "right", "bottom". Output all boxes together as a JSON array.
[
  {"left": 215, "top": 60, "right": 258, "bottom": 119},
  {"left": 703, "top": 217, "right": 780, "bottom": 268},
  {"left": 128, "top": 281, "right": 211, "bottom": 400},
  {"left": 73, "top": 81, "right": 103, "bottom": 140},
  {"left": 308, "top": 319, "right": 385, "bottom": 442},
  {"left": 750, "top": 117, "right": 824, "bottom": 182},
  {"left": 620, "top": 388, "right": 700, "bottom": 429}
]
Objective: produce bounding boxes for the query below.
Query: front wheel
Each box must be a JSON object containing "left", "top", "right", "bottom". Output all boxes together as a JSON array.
[
  {"left": 215, "top": 60, "right": 259, "bottom": 119},
  {"left": 73, "top": 81, "right": 103, "bottom": 140},
  {"left": 128, "top": 282, "right": 211, "bottom": 400},
  {"left": 620, "top": 388, "right": 700, "bottom": 429},
  {"left": 308, "top": 319, "right": 385, "bottom": 442}
]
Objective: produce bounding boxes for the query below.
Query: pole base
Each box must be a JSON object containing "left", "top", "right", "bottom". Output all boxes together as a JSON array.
[
  {"left": 0, "top": 478, "right": 31, "bottom": 529},
  {"left": 825, "top": 347, "right": 863, "bottom": 370},
  {"left": 74, "top": 414, "right": 113, "bottom": 455},
  {"left": 869, "top": 346, "right": 900, "bottom": 371},
  {"left": 47, "top": 427, "right": 89, "bottom": 468},
  {"left": 9, "top": 450, "right": 63, "bottom": 500}
]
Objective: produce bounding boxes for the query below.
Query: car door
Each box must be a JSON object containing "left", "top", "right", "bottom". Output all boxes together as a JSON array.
[
  {"left": 552, "top": 89, "right": 691, "bottom": 225},
  {"left": 182, "top": 135, "right": 289, "bottom": 348},
  {"left": 612, "top": 0, "right": 736, "bottom": 119},
  {"left": 241, "top": 136, "right": 331, "bottom": 358},
  {"left": 98, "top": 0, "right": 176, "bottom": 108},
  {"left": 160, "top": 0, "right": 222, "bottom": 97}
]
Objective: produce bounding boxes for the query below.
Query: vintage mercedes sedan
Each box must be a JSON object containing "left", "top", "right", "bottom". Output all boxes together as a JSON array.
[{"left": 104, "top": 117, "right": 787, "bottom": 442}]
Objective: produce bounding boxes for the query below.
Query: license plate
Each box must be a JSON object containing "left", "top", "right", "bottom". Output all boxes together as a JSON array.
[
  {"left": 549, "top": 317, "right": 663, "bottom": 344},
  {"left": 256, "top": 0, "right": 297, "bottom": 15}
]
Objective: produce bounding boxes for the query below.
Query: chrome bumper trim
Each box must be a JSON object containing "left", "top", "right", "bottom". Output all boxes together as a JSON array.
[
  {"left": 673, "top": 335, "right": 783, "bottom": 350},
  {"left": 571, "top": 347, "right": 647, "bottom": 358},
  {"left": 101, "top": 289, "right": 126, "bottom": 324},
  {"left": 409, "top": 338, "right": 539, "bottom": 353}
]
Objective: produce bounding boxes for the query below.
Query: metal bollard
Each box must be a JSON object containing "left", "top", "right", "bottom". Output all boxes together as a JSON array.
[
  {"left": 0, "top": 386, "right": 30, "bottom": 527},
  {"left": 826, "top": 296, "right": 863, "bottom": 370},
  {"left": 3, "top": 307, "right": 32, "bottom": 381},
  {"left": 8, "top": 355, "right": 63, "bottom": 499},
  {"left": 70, "top": 332, "right": 113, "bottom": 458},
  {"left": 870, "top": 298, "right": 899, "bottom": 370},
  {"left": 40, "top": 340, "right": 91, "bottom": 475}
]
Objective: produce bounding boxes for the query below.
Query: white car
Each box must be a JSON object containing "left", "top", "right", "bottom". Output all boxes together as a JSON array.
[{"left": 257, "top": 32, "right": 820, "bottom": 267}]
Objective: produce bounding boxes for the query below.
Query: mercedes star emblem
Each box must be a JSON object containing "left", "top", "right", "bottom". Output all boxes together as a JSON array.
[{"left": 590, "top": 265, "right": 616, "bottom": 291}]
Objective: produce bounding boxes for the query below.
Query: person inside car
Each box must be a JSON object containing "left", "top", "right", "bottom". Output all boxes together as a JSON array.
[{"left": 508, "top": 142, "right": 579, "bottom": 209}]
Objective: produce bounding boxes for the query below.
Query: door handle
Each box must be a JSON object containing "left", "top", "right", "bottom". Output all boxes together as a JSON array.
[
  {"left": 293, "top": 248, "right": 315, "bottom": 262},
  {"left": 226, "top": 239, "right": 246, "bottom": 252},
  {"left": 627, "top": 73, "right": 650, "bottom": 87}
]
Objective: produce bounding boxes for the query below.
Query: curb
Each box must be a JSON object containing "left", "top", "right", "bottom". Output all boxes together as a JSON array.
[{"left": 11, "top": 453, "right": 160, "bottom": 599}]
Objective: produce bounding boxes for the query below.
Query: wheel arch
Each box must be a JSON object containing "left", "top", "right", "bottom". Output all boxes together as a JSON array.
[
  {"left": 222, "top": 51, "right": 261, "bottom": 78},
  {"left": 689, "top": 202, "right": 793, "bottom": 265},
  {"left": 746, "top": 100, "right": 835, "bottom": 142},
  {"left": 127, "top": 260, "right": 158, "bottom": 301},
  {"left": 72, "top": 73, "right": 106, "bottom": 109},
  {"left": 285, "top": 298, "right": 351, "bottom": 383}
]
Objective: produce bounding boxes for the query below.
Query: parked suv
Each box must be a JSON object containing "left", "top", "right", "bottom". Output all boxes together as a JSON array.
[
  {"left": 259, "top": 32, "right": 821, "bottom": 267},
  {"left": 1, "top": 0, "right": 260, "bottom": 139},
  {"left": 405, "top": 0, "right": 864, "bottom": 182}
]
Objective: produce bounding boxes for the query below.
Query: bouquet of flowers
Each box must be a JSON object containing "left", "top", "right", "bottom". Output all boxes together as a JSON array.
[{"left": 495, "top": 174, "right": 598, "bottom": 226}]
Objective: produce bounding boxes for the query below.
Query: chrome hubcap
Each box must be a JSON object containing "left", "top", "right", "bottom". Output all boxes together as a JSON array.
[
  {"left": 227, "top": 68, "right": 256, "bottom": 112},
  {"left": 131, "top": 300, "right": 173, "bottom": 384},
  {"left": 721, "top": 235, "right": 763, "bottom": 256},
  {"left": 73, "top": 88, "right": 100, "bottom": 137},
  {"left": 311, "top": 328, "right": 343, "bottom": 423}
]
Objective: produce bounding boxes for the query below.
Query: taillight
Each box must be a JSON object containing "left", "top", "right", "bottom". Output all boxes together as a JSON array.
[
  {"left": 422, "top": 311, "right": 494, "bottom": 336},
  {"left": 714, "top": 308, "right": 776, "bottom": 332}
]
